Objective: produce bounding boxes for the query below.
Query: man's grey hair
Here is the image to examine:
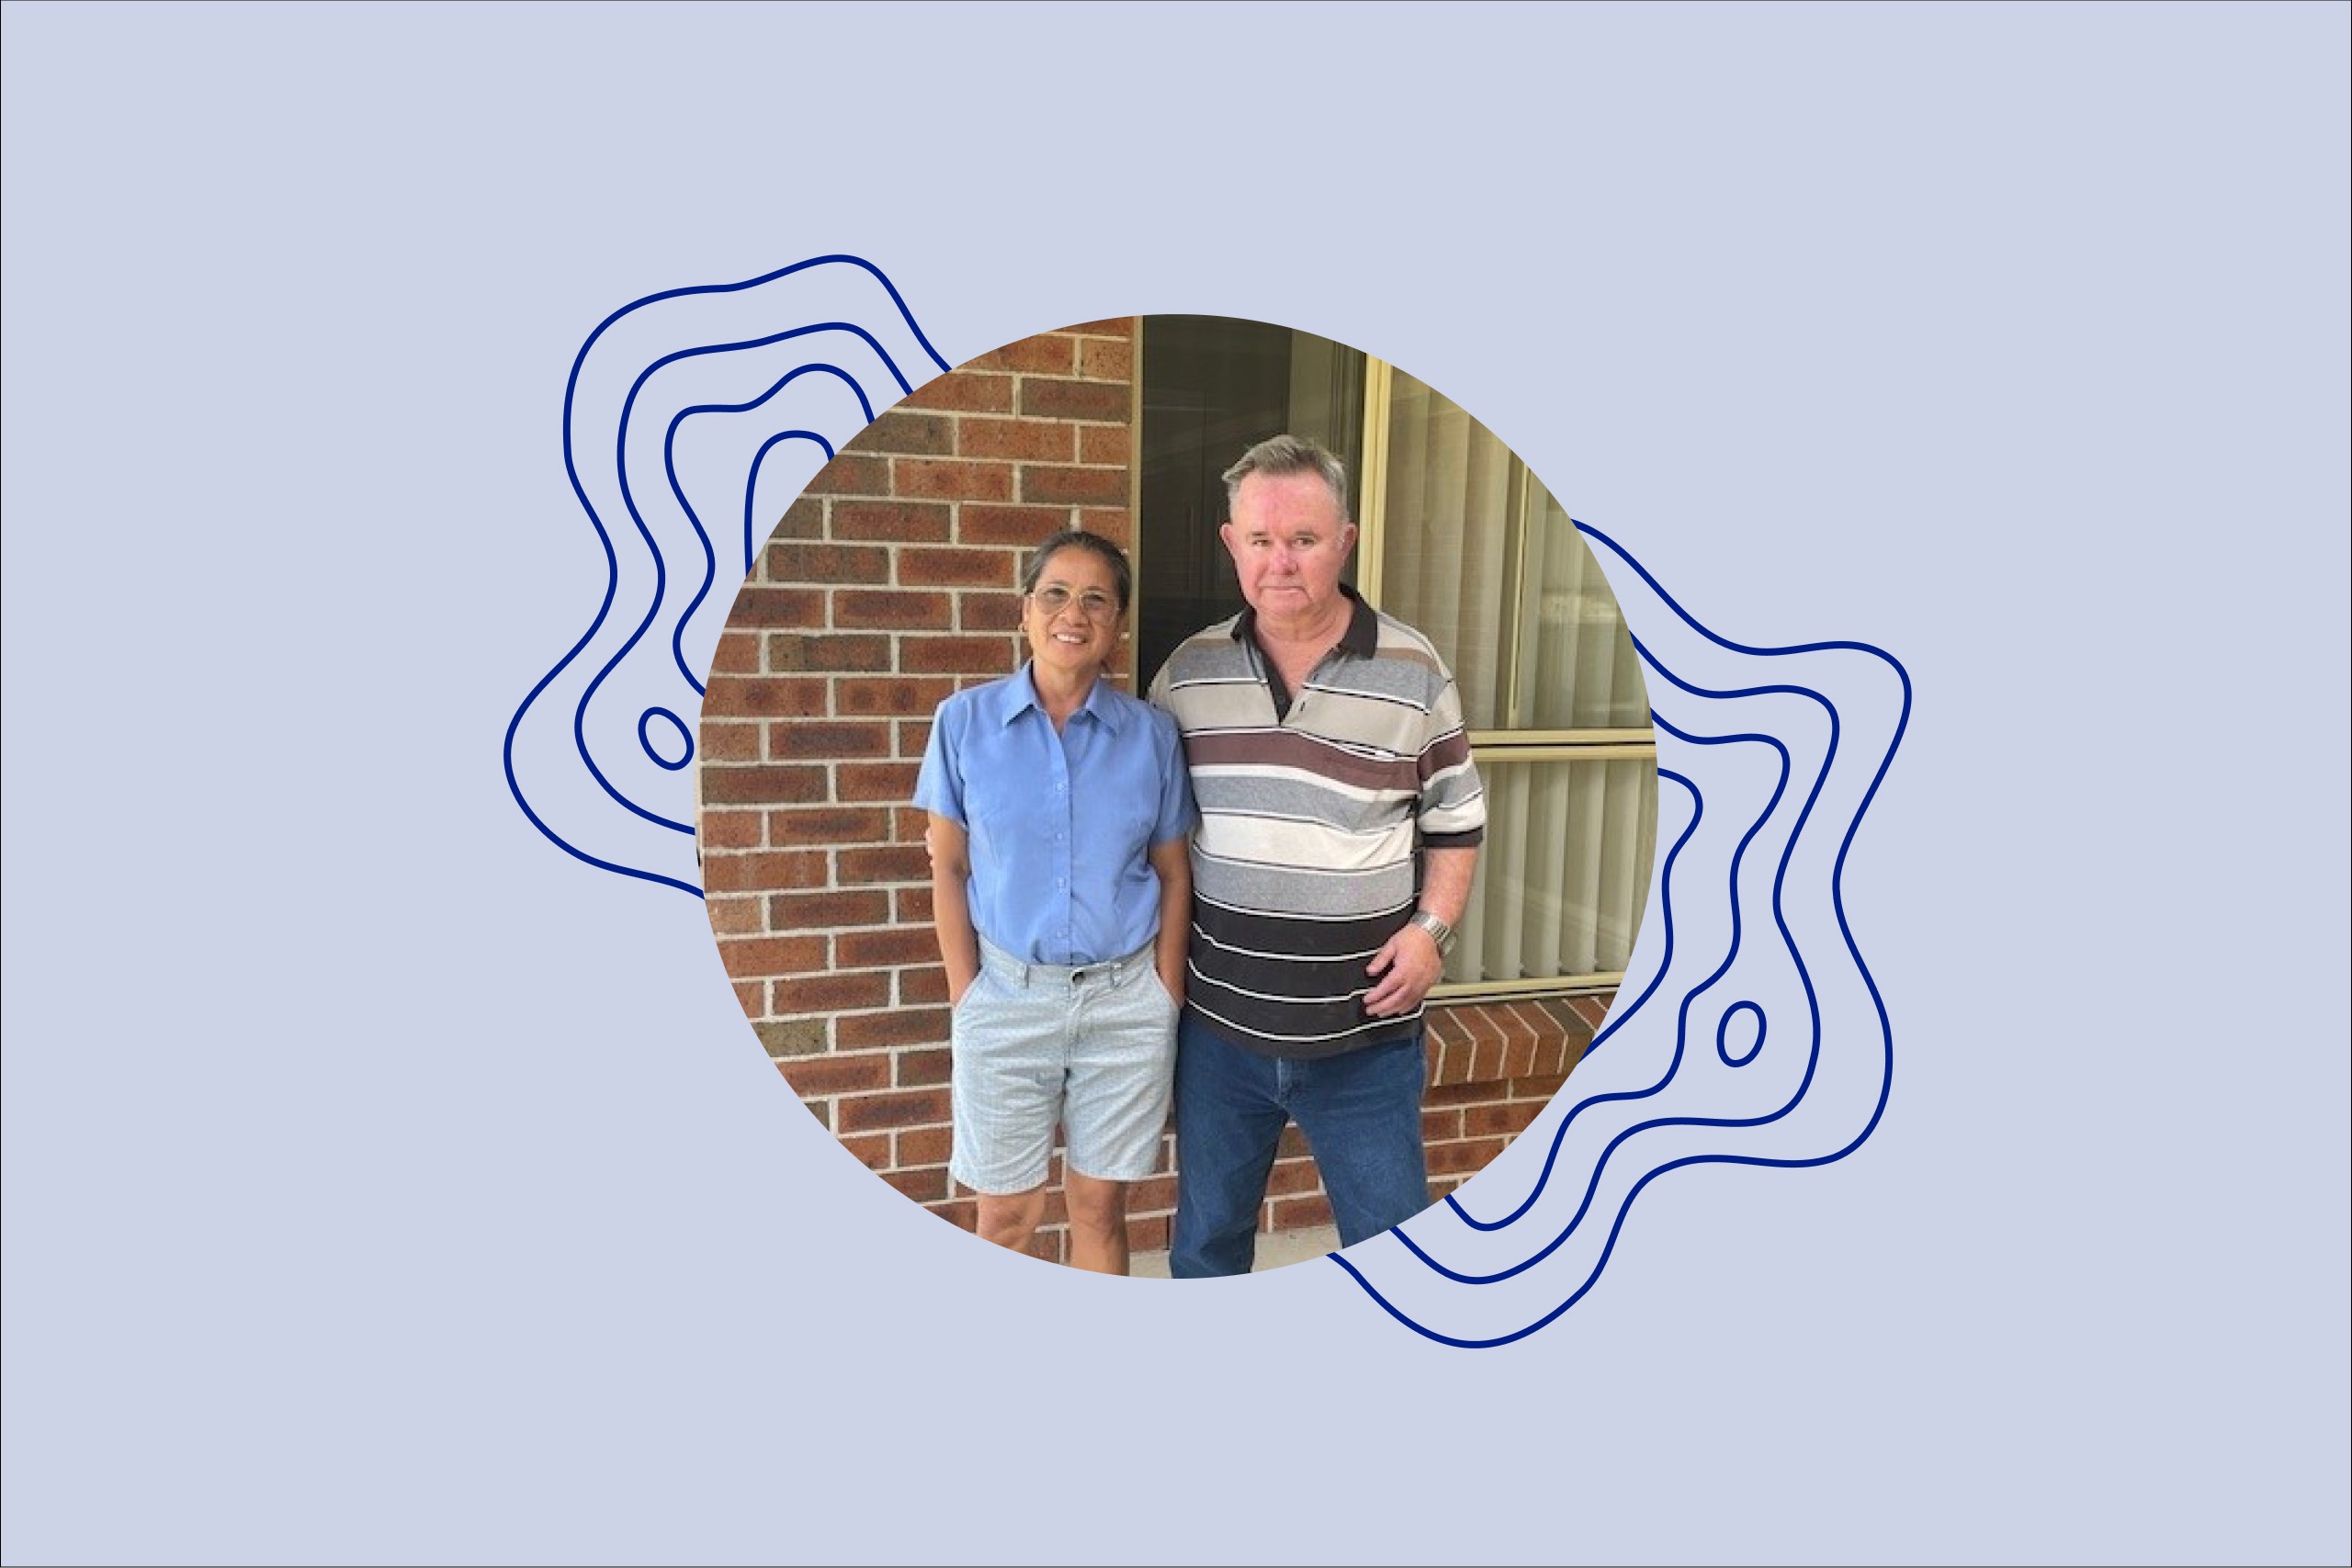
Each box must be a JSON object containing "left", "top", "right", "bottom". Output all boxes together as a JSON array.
[{"left": 1220, "top": 434, "right": 1349, "bottom": 521}]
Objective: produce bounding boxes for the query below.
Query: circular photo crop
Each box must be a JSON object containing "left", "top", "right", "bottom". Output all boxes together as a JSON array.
[{"left": 695, "top": 315, "right": 1657, "bottom": 1276}]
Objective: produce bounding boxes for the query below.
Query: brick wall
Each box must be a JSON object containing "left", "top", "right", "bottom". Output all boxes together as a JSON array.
[{"left": 697, "top": 319, "right": 1604, "bottom": 1264}]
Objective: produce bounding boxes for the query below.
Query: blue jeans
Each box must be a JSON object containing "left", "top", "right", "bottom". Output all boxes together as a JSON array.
[{"left": 1169, "top": 1010, "right": 1430, "bottom": 1278}]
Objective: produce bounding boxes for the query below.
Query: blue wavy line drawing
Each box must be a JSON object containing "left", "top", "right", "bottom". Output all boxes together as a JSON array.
[
  {"left": 1333, "top": 520, "right": 1912, "bottom": 1348},
  {"left": 503, "top": 256, "right": 951, "bottom": 897}
]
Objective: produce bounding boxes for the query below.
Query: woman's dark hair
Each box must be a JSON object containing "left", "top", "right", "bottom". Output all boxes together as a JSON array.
[{"left": 1018, "top": 529, "right": 1133, "bottom": 612}]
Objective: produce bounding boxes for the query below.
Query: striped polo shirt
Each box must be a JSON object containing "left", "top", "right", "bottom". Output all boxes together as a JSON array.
[{"left": 1147, "top": 586, "right": 1486, "bottom": 1059}]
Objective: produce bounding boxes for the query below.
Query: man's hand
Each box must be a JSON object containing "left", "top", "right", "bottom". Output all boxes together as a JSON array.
[{"left": 1363, "top": 922, "right": 1445, "bottom": 1017}]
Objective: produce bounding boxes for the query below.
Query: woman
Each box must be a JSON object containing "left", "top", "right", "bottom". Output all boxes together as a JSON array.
[{"left": 911, "top": 530, "right": 1194, "bottom": 1273}]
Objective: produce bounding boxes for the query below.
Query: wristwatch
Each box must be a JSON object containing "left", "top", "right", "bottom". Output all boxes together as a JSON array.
[{"left": 1408, "top": 908, "right": 1457, "bottom": 957}]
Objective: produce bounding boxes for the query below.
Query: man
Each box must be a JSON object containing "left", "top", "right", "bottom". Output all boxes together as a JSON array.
[{"left": 1148, "top": 434, "right": 1484, "bottom": 1278}]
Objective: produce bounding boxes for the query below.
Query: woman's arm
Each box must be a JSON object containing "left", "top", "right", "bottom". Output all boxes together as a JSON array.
[
  {"left": 1148, "top": 837, "right": 1191, "bottom": 1009},
  {"left": 925, "top": 812, "right": 980, "bottom": 1006}
]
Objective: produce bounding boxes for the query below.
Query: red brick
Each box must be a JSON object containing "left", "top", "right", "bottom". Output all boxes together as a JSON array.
[
  {"left": 764, "top": 804, "right": 890, "bottom": 845},
  {"left": 1127, "top": 1175, "right": 1177, "bottom": 1213},
  {"left": 835, "top": 1007, "right": 951, "bottom": 1049},
  {"left": 1128, "top": 1213, "right": 1170, "bottom": 1253},
  {"left": 1269, "top": 1195, "right": 1335, "bottom": 1232},
  {"left": 722, "top": 931, "right": 828, "bottom": 970},
  {"left": 702, "top": 849, "right": 829, "bottom": 894},
  {"left": 836, "top": 761, "right": 921, "bottom": 801},
  {"left": 901, "top": 635, "right": 1023, "bottom": 673},
  {"left": 1077, "top": 339, "right": 1133, "bottom": 381},
  {"left": 701, "top": 765, "right": 828, "bottom": 807},
  {"left": 696, "top": 723, "right": 762, "bottom": 762},
  {"left": 1059, "top": 317, "right": 1133, "bottom": 338},
  {"left": 896, "top": 1047, "right": 951, "bottom": 1088},
  {"left": 896, "top": 718, "right": 931, "bottom": 758},
  {"left": 1492, "top": 1010, "right": 1542, "bottom": 1081},
  {"left": 706, "top": 896, "right": 763, "bottom": 935},
  {"left": 832, "top": 589, "right": 952, "bottom": 631},
  {"left": 1570, "top": 995, "right": 1611, "bottom": 1031},
  {"left": 1080, "top": 511, "right": 1131, "bottom": 551},
  {"left": 837, "top": 1088, "right": 952, "bottom": 1132},
  {"left": 971, "top": 335, "right": 1075, "bottom": 375},
  {"left": 1079, "top": 423, "right": 1133, "bottom": 465},
  {"left": 779, "top": 1054, "right": 892, "bottom": 1097},
  {"left": 766, "top": 719, "right": 892, "bottom": 760},
  {"left": 697, "top": 808, "right": 763, "bottom": 850},
  {"left": 896, "top": 1124, "right": 954, "bottom": 1167},
  {"left": 1428, "top": 1137, "right": 1508, "bottom": 1177},
  {"left": 1421, "top": 1107, "right": 1464, "bottom": 1143},
  {"left": 731, "top": 980, "right": 762, "bottom": 1018},
  {"left": 896, "top": 547, "right": 1016, "bottom": 590},
  {"left": 763, "top": 541, "right": 889, "bottom": 582},
  {"left": 1510, "top": 1072, "right": 1571, "bottom": 1100},
  {"left": 882, "top": 1167, "right": 949, "bottom": 1203},
  {"left": 1019, "top": 378, "right": 1128, "bottom": 422},
  {"left": 765, "top": 496, "right": 824, "bottom": 541},
  {"left": 957, "top": 418, "right": 1074, "bottom": 462},
  {"left": 1021, "top": 465, "right": 1128, "bottom": 506},
  {"left": 1465, "top": 1100, "right": 1546, "bottom": 1137},
  {"left": 838, "top": 1133, "right": 891, "bottom": 1170},
  {"left": 1277, "top": 1126, "right": 1311, "bottom": 1159},
  {"left": 830, "top": 502, "right": 953, "bottom": 544},
  {"left": 772, "top": 970, "right": 893, "bottom": 1013},
  {"left": 833, "top": 674, "right": 957, "bottom": 716},
  {"left": 1425, "top": 1081, "right": 1500, "bottom": 1109},
  {"left": 712, "top": 632, "right": 760, "bottom": 673},
  {"left": 901, "top": 371, "right": 1014, "bottom": 413},
  {"left": 895, "top": 888, "right": 938, "bottom": 930},
  {"left": 704, "top": 675, "right": 831, "bottom": 717},
  {"left": 765, "top": 888, "right": 889, "bottom": 929},
  {"left": 805, "top": 452, "right": 889, "bottom": 495},
  {"left": 729, "top": 587, "right": 824, "bottom": 627},
  {"left": 836, "top": 927, "right": 942, "bottom": 968},
  {"left": 890, "top": 457, "right": 1012, "bottom": 502},
  {"left": 928, "top": 1197, "right": 978, "bottom": 1232},
  {"left": 955, "top": 504, "right": 1068, "bottom": 547},
  {"left": 844, "top": 409, "right": 954, "bottom": 456},
  {"left": 896, "top": 968, "right": 946, "bottom": 1011},
  {"left": 955, "top": 592, "right": 1023, "bottom": 636},
  {"left": 1425, "top": 1007, "right": 1476, "bottom": 1053},
  {"left": 763, "top": 631, "right": 890, "bottom": 671},
  {"left": 1266, "top": 1158, "right": 1323, "bottom": 1196},
  {"left": 838, "top": 844, "right": 930, "bottom": 886},
  {"left": 1467, "top": 1030, "right": 1506, "bottom": 1085}
]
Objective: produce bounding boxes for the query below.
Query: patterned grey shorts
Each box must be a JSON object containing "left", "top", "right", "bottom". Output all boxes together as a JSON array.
[{"left": 949, "top": 937, "right": 1180, "bottom": 1195}]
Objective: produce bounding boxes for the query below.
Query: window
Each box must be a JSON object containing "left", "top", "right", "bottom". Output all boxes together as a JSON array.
[{"left": 1139, "top": 320, "right": 1657, "bottom": 999}]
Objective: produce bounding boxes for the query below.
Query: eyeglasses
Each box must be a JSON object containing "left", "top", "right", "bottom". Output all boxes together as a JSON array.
[{"left": 1029, "top": 585, "right": 1120, "bottom": 620}]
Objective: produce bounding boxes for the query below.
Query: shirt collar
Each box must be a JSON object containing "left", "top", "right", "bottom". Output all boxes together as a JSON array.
[
  {"left": 996, "top": 665, "right": 1125, "bottom": 733},
  {"left": 1230, "top": 581, "right": 1379, "bottom": 661}
]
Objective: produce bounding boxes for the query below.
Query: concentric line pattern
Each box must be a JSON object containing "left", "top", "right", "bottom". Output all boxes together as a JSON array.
[
  {"left": 503, "top": 256, "right": 952, "bottom": 897},
  {"left": 1333, "top": 523, "right": 1912, "bottom": 1348}
]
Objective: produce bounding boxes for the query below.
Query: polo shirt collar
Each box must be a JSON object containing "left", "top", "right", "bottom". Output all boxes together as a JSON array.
[
  {"left": 1230, "top": 581, "right": 1378, "bottom": 661},
  {"left": 997, "top": 664, "right": 1126, "bottom": 733}
]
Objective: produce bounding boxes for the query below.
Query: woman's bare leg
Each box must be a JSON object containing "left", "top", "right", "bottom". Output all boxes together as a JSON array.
[
  {"left": 975, "top": 1186, "right": 1048, "bottom": 1256},
  {"left": 1063, "top": 1170, "right": 1130, "bottom": 1275}
]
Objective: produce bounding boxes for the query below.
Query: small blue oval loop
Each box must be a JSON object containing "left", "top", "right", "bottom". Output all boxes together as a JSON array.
[
  {"left": 1716, "top": 1001, "right": 1766, "bottom": 1067},
  {"left": 639, "top": 706, "right": 694, "bottom": 771}
]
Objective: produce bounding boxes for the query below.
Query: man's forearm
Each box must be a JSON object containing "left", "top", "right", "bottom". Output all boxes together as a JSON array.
[{"left": 1418, "top": 846, "right": 1478, "bottom": 928}]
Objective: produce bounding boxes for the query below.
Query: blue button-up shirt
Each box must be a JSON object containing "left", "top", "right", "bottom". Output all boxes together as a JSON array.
[{"left": 914, "top": 667, "right": 1195, "bottom": 966}]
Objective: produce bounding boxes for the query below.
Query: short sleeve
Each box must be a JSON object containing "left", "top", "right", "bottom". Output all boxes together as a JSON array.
[
  {"left": 1148, "top": 707, "right": 1194, "bottom": 846},
  {"left": 910, "top": 698, "right": 966, "bottom": 825}
]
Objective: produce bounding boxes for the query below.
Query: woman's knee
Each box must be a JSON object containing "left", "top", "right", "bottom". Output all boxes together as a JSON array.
[
  {"left": 1062, "top": 1173, "right": 1127, "bottom": 1238},
  {"left": 976, "top": 1187, "right": 1047, "bottom": 1246}
]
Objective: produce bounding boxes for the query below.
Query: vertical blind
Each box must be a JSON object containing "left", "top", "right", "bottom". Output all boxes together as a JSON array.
[{"left": 1376, "top": 369, "right": 1657, "bottom": 986}]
